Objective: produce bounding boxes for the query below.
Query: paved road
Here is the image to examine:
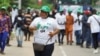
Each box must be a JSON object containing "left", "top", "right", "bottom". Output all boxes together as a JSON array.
[{"left": 0, "top": 37, "right": 100, "bottom": 56}]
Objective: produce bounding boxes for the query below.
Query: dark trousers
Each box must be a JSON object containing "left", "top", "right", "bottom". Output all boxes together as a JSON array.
[
  {"left": 24, "top": 29, "right": 31, "bottom": 40},
  {"left": 92, "top": 33, "right": 99, "bottom": 49},
  {"left": 6, "top": 31, "right": 11, "bottom": 45},
  {"left": 81, "top": 30, "right": 92, "bottom": 47},
  {"left": 58, "top": 30, "right": 65, "bottom": 44},
  {"left": 0, "top": 31, "right": 8, "bottom": 52},
  {"left": 34, "top": 44, "right": 54, "bottom": 56},
  {"left": 75, "top": 30, "right": 81, "bottom": 45}
]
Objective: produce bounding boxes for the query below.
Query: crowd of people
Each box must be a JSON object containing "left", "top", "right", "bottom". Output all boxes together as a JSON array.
[{"left": 0, "top": 5, "right": 100, "bottom": 56}]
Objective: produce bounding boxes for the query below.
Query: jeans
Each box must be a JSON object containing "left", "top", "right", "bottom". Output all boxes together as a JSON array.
[
  {"left": 16, "top": 28, "right": 24, "bottom": 46},
  {"left": 75, "top": 30, "right": 81, "bottom": 45},
  {"left": 0, "top": 31, "right": 8, "bottom": 52},
  {"left": 34, "top": 44, "right": 54, "bottom": 56},
  {"left": 81, "top": 30, "right": 92, "bottom": 47}
]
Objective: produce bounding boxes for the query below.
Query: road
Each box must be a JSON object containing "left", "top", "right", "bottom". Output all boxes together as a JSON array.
[{"left": 0, "top": 36, "right": 100, "bottom": 56}]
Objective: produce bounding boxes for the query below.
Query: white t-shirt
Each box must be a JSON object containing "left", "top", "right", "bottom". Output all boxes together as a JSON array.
[
  {"left": 30, "top": 17, "right": 59, "bottom": 45},
  {"left": 74, "top": 15, "right": 83, "bottom": 31},
  {"left": 11, "top": 9, "right": 18, "bottom": 23},
  {"left": 87, "top": 14, "right": 100, "bottom": 33},
  {"left": 55, "top": 13, "right": 66, "bottom": 30}
]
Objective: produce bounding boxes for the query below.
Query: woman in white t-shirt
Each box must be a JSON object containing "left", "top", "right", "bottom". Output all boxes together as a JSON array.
[
  {"left": 74, "top": 11, "right": 82, "bottom": 45},
  {"left": 87, "top": 9, "right": 100, "bottom": 54},
  {"left": 29, "top": 6, "right": 59, "bottom": 56},
  {"left": 55, "top": 10, "right": 66, "bottom": 45}
]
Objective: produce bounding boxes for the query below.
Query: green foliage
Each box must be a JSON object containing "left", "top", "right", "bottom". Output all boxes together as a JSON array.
[
  {"left": 29, "top": 0, "right": 53, "bottom": 9},
  {"left": 0, "top": 0, "right": 53, "bottom": 9},
  {"left": 92, "top": 0, "right": 99, "bottom": 6},
  {"left": 0, "top": 0, "right": 10, "bottom": 8}
]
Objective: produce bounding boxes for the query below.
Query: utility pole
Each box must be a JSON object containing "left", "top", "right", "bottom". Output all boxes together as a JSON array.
[{"left": 18, "top": 0, "right": 21, "bottom": 9}]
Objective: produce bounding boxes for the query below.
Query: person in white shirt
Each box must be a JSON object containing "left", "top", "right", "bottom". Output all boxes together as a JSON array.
[
  {"left": 29, "top": 6, "right": 59, "bottom": 56},
  {"left": 11, "top": 5, "right": 18, "bottom": 23},
  {"left": 87, "top": 9, "right": 100, "bottom": 54},
  {"left": 74, "top": 11, "right": 83, "bottom": 45},
  {"left": 55, "top": 9, "right": 66, "bottom": 45}
]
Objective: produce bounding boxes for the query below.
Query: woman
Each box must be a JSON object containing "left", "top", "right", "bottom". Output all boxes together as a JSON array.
[
  {"left": 13, "top": 9, "right": 25, "bottom": 47},
  {"left": 0, "top": 7, "right": 9, "bottom": 54},
  {"left": 24, "top": 10, "right": 32, "bottom": 41},
  {"left": 29, "top": 6, "right": 59, "bottom": 56},
  {"left": 65, "top": 9, "right": 74, "bottom": 45},
  {"left": 55, "top": 9, "right": 66, "bottom": 45}
]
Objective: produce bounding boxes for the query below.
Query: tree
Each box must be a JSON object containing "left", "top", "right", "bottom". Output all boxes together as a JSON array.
[
  {"left": 92, "top": 0, "right": 99, "bottom": 6},
  {"left": 0, "top": 0, "right": 10, "bottom": 7}
]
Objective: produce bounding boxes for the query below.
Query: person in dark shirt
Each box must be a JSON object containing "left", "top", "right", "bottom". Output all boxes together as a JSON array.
[
  {"left": 6, "top": 6, "right": 12, "bottom": 46},
  {"left": 13, "top": 9, "right": 25, "bottom": 47},
  {"left": 81, "top": 10, "right": 92, "bottom": 48}
]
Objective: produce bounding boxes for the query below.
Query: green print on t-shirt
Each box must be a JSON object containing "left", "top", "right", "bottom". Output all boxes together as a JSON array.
[{"left": 37, "top": 23, "right": 49, "bottom": 30}]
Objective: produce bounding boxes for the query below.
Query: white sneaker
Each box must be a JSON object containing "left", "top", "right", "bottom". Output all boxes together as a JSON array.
[{"left": 93, "top": 49, "right": 99, "bottom": 54}]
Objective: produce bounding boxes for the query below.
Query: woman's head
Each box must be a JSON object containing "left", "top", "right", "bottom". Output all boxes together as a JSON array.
[
  {"left": 0, "top": 7, "right": 6, "bottom": 15},
  {"left": 40, "top": 6, "right": 50, "bottom": 19}
]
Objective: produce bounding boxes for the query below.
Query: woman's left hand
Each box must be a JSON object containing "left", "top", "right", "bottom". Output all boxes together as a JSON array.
[{"left": 48, "top": 32, "right": 55, "bottom": 38}]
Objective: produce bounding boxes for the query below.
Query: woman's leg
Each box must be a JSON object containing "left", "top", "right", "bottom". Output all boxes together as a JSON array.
[
  {"left": 92, "top": 33, "right": 99, "bottom": 49},
  {"left": 61, "top": 30, "right": 65, "bottom": 44},
  {"left": 16, "top": 28, "right": 20, "bottom": 47},
  {"left": 0, "top": 31, "right": 8, "bottom": 54},
  {"left": 69, "top": 31, "right": 73, "bottom": 45},
  {"left": 28, "top": 31, "right": 31, "bottom": 41},
  {"left": 66, "top": 31, "right": 69, "bottom": 45},
  {"left": 58, "top": 30, "right": 61, "bottom": 45},
  {"left": 24, "top": 30, "right": 28, "bottom": 41},
  {"left": 19, "top": 29, "right": 24, "bottom": 47}
]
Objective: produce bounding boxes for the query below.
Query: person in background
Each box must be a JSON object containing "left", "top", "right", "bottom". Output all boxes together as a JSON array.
[
  {"left": 11, "top": 5, "right": 18, "bottom": 24},
  {"left": 49, "top": 8, "right": 57, "bottom": 18},
  {"left": 81, "top": 10, "right": 92, "bottom": 48},
  {"left": 13, "top": 9, "right": 25, "bottom": 47},
  {"left": 24, "top": 8, "right": 32, "bottom": 41},
  {"left": 6, "top": 6, "right": 12, "bottom": 46},
  {"left": 0, "top": 7, "right": 10, "bottom": 54},
  {"left": 87, "top": 9, "right": 100, "bottom": 54},
  {"left": 65, "top": 9, "right": 74, "bottom": 45},
  {"left": 55, "top": 9, "right": 66, "bottom": 45},
  {"left": 29, "top": 6, "right": 59, "bottom": 56},
  {"left": 74, "top": 10, "right": 83, "bottom": 45},
  {"left": 32, "top": 10, "right": 39, "bottom": 20}
]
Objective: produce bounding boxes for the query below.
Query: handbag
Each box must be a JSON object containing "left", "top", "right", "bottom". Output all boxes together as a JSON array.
[{"left": 33, "top": 38, "right": 50, "bottom": 51}]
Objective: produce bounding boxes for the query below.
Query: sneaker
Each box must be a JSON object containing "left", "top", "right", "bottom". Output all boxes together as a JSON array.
[{"left": 93, "top": 49, "right": 99, "bottom": 54}]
